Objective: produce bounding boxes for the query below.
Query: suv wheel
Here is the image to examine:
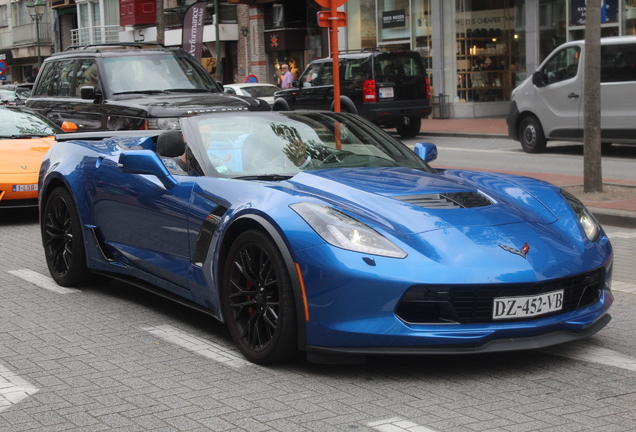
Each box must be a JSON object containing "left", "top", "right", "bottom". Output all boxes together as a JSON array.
[{"left": 396, "top": 118, "right": 421, "bottom": 138}]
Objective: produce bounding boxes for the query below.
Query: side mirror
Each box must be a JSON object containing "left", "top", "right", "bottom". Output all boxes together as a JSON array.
[
  {"left": 292, "top": 80, "right": 299, "bottom": 88},
  {"left": 80, "top": 86, "right": 100, "bottom": 100},
  {"left": 118, "top": 150, "right": 177, "bottom": 188},
  {"left": 532, "top": 71, "right": 544, "bottom": 88},
  {"left": 413, "top": 142, "right": 438, "bottom": 163},
  {"left": 60, "top": 121, "right": 78, "bottom": 133}
]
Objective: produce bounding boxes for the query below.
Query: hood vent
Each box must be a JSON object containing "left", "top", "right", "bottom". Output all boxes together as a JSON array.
[{"left": 394, "top": 192, "right": 494, "bottom": 209}]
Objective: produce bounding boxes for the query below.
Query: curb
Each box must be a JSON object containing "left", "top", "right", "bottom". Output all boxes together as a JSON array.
[
  {"left": 418, "top": 132, "right": 510, "bottom": 140},
  {"left": 590, "top": 207, "right": 636, "bottom": 229}
]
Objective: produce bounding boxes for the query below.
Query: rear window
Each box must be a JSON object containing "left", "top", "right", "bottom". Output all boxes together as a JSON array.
[{"left": 374, "top": 53, "right": 425, "bottom": 82}]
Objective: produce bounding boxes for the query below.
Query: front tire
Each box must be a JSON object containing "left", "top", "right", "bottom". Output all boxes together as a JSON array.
[
  {"left": 519, "top": 116, "right": 547, "bottom": 153},
  {"left": 396, "top": 117, "right": 421, "bottom": 138},
  {"left": 42, "top": 188, "right": 90, "bottom": 287},
  {"left": 221, "top": 230, "right": 297, "bottom": 364}
]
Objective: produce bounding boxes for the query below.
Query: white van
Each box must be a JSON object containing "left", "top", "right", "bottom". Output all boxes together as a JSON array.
[{"left": 507, "top": 36, "right": 636, "bottom": 153}]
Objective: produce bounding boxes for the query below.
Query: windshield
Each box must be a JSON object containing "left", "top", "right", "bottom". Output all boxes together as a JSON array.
[
  {"left": 0, "top": 89, "right": 17, "bottom": 101},
  {"left": 189, "top": 112, "right": 433, "bottom": 177},
  {"left": 104, "top": 54, "right": 218, "bottom": 95},
  {"left": 0, "top": 107, "right": 60, "bottom": 137}
]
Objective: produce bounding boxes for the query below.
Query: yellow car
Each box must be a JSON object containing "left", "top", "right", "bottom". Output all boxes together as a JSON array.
[{"left": 0, "top": 106, "right": 75, "bottom": 208}]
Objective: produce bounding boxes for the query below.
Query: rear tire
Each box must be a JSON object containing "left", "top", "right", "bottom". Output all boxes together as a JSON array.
[
  {"left": 519, "top": 116, "right": 547, "bottom": 153},
  {"left": 42, "top": 188, "right": 90, "bottom": 287},
  {"left": 396, "top": 117, "right": 421, "bottom": 138},
  {"left": 221, "top": 230, "right": 297, "bottom": 364}
]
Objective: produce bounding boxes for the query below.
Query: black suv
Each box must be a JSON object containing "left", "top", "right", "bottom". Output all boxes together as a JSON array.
[
  {"left": 273, "top": 50, "right": 431, "bottom": 138},
  {"left": 26, "top": 44, "right": 270, "bottom": 131}
]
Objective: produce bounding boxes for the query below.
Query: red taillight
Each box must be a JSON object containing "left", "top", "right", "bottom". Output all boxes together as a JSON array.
[
  {"left": 362, "top": 79, "right": 377, "bottom": 103},
  {"left": 425, "top": 75, "right": 431, "bottom": 100}
]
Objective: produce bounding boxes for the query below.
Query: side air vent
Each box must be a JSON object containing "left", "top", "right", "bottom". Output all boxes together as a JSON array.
[{"left": 394, "top": 192, "right": 494, "bottom": 209}]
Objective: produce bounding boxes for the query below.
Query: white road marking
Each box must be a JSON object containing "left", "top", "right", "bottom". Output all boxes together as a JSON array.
[
  {"left": 368, "top": 417, "right": 438, "bottom": 432},
  {"left": 606, "top": 231, "right": 636, "bottom": 239},
  {"left": 542, "top": 342, "right": 636, "bottom": 372},
  {"left": 142, "top": 325, "right": 251, "bottom": 368},
  {"left": 0, "top": 363, "right": 39, "bottom": 413},
  {"left": 612, "top": 281, "right": 636, "bottom": 294},
  {"left": 7, "top": 269, "right": 79, "bottom": 294},
  {"left": 433, "top": 146, "right": 515, "bottom": 155}
]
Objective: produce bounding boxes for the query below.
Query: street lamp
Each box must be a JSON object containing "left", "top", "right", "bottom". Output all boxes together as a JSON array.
[{"left": 26, "top": 0, "right": 47, "bottom": 71}]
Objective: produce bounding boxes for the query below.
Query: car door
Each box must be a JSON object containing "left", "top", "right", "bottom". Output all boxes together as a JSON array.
[
  {"left": 27, "top": 59, "right": 77, "bottom": 127},
  {"left": 92, "top": 153, "right": 195, "bottom": 296},
  {"left": 67, "top": 59, "right": 105, "bottom": 131},
  {"left": 533, "top": 45, "right": 583, "bottom": 139},
  {"left": 293, "top": 61, "right": 333, "bottom": 110}
]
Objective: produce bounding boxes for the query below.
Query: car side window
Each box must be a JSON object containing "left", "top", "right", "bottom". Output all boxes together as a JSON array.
[
  {"left": 75, "top": 60, "right": 100, "bottom": 95},
  {"left": 224, "top": 87, "right": 237, "bottom": 95},
  {"left": 300, "top": 63, "right": 321, "bottom": 88},
  {"left": 540, "top": 46, "right": 580, "bottom": 85},
  {"left": 33, "top": 60, "right": 76, "bottom": 97},
  {"left": 321, "top": 62, "right": 333, "bottom": 85},
  {"left": 601, "top": 43, "right": 636, "bottom": 83}
]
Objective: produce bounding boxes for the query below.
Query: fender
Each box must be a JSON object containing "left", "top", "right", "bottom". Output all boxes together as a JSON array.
[
  {"left": 272, "top": 97, "right": 291, "bottom": 111},
  {"left": 331, "top": 96, "right": 358, "bottom": 114}
]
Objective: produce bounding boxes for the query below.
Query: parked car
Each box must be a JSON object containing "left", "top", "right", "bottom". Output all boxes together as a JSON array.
[
  {"left": 273, "top": 50, "right": 432, "bottom": 138},
  {"left": 26, "top": 43, "right": 270, "bottom": 132},
  {"left": 223, "top": 83, "right": 280, "bottom": 106},
  {"left": 39, "top": 110, "right": 613, "bottom": 364},
  {"left": 0, "top": 106, "right": 75, "bottom": 208},
  {"left": 508, "top": 36, "right": 636, "bottom": 153},
  {"left": 0, "top": 83, "right": 33, "bottom": 106}
]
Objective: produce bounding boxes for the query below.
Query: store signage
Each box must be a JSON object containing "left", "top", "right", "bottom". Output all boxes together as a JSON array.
[
  {"left": 455, "top": 9, "right": 514, "bottom": 30},
  {"left": 382, "top": 9, "right": 406, "bottom": 29},
  {"left": 570, "top": 0, "right": 618, "bottom": 26}
]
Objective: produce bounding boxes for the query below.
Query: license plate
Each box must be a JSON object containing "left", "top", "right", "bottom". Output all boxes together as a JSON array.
[
  {"left": 12, "top": 184, "right": 38, "bottom": 192},
  {"left": 379, "top": 87, "right": 394, "bottom": 98},
  {"left": 493, "top": 290, "right": 564, "bottom": 320}
]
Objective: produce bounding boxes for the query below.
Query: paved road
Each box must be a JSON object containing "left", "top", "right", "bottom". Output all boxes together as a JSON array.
[{"left": 1, "top": 204, "right": 635, "bottom": 431}]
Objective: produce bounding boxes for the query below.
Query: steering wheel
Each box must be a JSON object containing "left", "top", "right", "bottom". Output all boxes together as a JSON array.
[{"left": 322, "top": 150, "right": 355, "bottom": 164}]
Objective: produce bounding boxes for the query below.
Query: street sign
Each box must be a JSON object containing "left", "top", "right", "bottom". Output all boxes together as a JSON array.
[
  {"left": 314, "top": 0, "right": 347, "bottom": 8},
  {"left": 0, "top": 59, "right": 7, "bottom": 76},
  {"left": 245, "top": 74, "right": 258, "bottom": 83},
  {"left": 317, "top": 10, "right": 347, "bottom": 27}
]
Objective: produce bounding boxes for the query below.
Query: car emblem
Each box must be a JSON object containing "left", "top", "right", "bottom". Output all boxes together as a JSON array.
[{"left": 499, "top": 242, "right": 530, "bottom": 258}]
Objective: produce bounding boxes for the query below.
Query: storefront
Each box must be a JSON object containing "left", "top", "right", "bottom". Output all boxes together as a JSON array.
[{"left": 343, "top": 0, "right": 636, "bottom": 118}]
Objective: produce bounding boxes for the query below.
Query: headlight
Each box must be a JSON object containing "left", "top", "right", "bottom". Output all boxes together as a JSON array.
[
  {"left": 290, "top": 202, "right": 407, "bottom": 258},
  {"left": 561, "top": 190, "right": 600, "bottom": 241},
  {"left": 147, "top": 118, "right": 180, "bottom": 130}
]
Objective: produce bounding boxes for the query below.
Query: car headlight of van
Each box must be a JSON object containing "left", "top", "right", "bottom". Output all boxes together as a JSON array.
[
  {"left": 291, "top": 202, "right": 407, "bottom": 258},
  {"left": 561, "top": 190, "right": 600, "bottom": 241},
  {"left": 148, "top": 117, "right": 180, "bottom": 130}
]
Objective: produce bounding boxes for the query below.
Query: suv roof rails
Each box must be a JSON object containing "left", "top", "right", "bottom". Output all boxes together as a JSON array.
[{"left": 64, "top": 43, "right": 167, "bottom": 52}]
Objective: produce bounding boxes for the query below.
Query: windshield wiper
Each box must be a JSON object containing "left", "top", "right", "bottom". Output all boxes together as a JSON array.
[
  {"left": 112, "top": 90, "right": 169, "bottom": 95},
  {"left": 234, "top": 174, "right": 293, "bottom": 181},
  {"left": 165, "top": 88, "right": 216, "bottom": 93}
]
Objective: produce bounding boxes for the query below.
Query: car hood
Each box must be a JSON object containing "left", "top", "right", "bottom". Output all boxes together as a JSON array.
[
  {"left": 0, "top": 136, "right": 54, "bottom": 174},
  {"left": 286, "top": 167, "right": 558, "bottom": 235},
  {"left": 109, "top": 92, "right": 269, "bottom": 116}
]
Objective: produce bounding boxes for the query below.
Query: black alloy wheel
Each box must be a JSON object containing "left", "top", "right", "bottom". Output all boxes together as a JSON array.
[
  {"left": 42, "top": 188, "right": 90, "bottom": 287},
  {"left": 519, "top": 116, "right": 547, "bottom": 153},
  {"left": 221, "top": 230, "right": 297, "bottom": 364}
]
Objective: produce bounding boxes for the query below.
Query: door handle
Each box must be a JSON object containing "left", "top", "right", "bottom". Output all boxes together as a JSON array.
[{"left": 568, "top": 93, "right": 580, "bottom": 99}]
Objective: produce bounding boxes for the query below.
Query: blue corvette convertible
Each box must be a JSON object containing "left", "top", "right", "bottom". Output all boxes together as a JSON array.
[{"left": 39, "top": 111, "right": 613, "bottom": 364}]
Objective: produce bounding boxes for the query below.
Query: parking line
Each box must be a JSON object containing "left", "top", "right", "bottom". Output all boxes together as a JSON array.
[
  {"left": 0, "top": 363, "right": 39, "bottom": 413},
  {"left": 542, "top": 342, "right": 636, "bottom": 372},
  {"left": 7, "top": 269, "right": 79, "bottom": 294},
  {"left": 368, "top": 417, "right": 438, "bottom": 432},
  {"left": 142, "top": 325, "right": 251, "bottom": 368}
]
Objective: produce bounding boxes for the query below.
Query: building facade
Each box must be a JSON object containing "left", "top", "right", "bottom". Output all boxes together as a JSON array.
[{"left": 234, "top": 0, "right": 636, "bottom": 118}]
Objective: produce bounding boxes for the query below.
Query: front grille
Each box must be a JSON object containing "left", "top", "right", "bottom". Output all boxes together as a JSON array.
[
  {"left": 396, "top": 268, "right": 604, "bottom": 324},
  {"left": 394, "top": 192, "right": 493, "bottom": 209}
]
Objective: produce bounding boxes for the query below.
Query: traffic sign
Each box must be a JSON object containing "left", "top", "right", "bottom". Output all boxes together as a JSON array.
[
  {"left": 314, "top": 0, "right": 347, "bottom": 8},
  {"left": 317, "top": 11, "right": 347, "bottom": 27},
  {"left": 245, "top": 74, "right": 258, "bottom": 83},
  {"left": 0, "top": 60, "right": 7, "bottom": 76}
]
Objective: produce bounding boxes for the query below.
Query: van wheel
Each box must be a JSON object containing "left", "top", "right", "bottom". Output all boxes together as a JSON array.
[
  {"left": 519, "top": 116, "right": 547, "bottom": 153},
  {"left": 396, "top": 118, "right": 421, "bottom": 138}
]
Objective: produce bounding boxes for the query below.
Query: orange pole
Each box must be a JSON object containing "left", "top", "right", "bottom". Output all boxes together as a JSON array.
[{"left": 330, "top": 0, "right": 340, "bottom": 112}]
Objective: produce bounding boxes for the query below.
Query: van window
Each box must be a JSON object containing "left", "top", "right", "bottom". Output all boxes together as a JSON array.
[
  {"left": 540, "top": 46, "right": 580, "bottom": 85},
  {"left": 601, "top": 43, "right": 636, "bottom": 83}
]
